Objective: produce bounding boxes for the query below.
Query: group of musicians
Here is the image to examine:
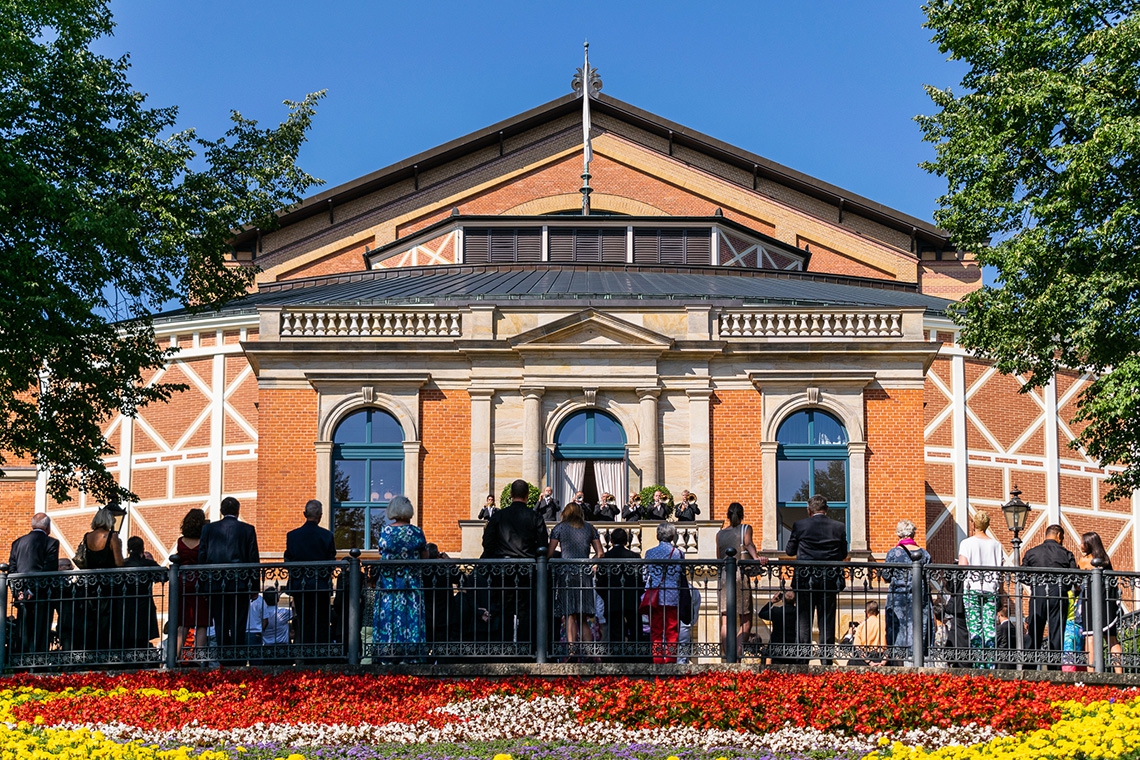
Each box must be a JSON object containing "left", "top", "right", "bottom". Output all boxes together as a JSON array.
[{"left": 478, "top": 487, "right": 703, "bottom": 523}]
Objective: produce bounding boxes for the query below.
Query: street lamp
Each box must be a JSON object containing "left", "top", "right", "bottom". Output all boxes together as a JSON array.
[
  {"left": 1001, "top": 486, "right": 1031, "bottom": 562},
  {"left": 105, "top": 499, "right": 128, "bottom": 535},
  {"left": 1002, "top": 486, "right": 1031, "bottom": 667}
]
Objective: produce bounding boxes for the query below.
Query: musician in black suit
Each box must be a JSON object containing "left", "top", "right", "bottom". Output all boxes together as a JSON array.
[
  {"left": 8, "top": 513, "right": 60, "bottom": 655},
  {"left": 785, "top": 494, "right": 848, "bottom": 665},
  {"left": 199, "top": 496, "right": 260, "bottom": 661},
  {"left": 284, "top": 499, "right": 337, "bottom": 648},
  {"left": 536, "top": 488, "right": 560, "bottom": 523}
]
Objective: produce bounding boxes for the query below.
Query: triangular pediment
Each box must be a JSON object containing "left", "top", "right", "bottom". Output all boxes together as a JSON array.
[{"left": 510, "top": 309, "right": 673, "bottom": 350}]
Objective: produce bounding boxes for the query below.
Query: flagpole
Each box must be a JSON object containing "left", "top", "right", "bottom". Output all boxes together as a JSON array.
[{"left": 581, "top": 41, "right": 592, "bottom": 216}]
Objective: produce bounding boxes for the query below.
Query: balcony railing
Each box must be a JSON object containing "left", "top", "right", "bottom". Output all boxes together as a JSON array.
[
  {"left": 719, "top": 311, "right": 904, "bottom": 339},
  {"left": 279, "top": 310, "right": 462, "bottom": 338},
  {"left": 0, "top": 556, "right": 1132, "bottom": 673}
]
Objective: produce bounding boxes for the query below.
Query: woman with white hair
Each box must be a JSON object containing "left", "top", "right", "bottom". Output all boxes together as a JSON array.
[
  {"left": 884, "top": 518, "right": 931, "bottom": 654},
  {"left": 641, "top": 522, "right": 685, "bottom": 663},
  {"left": 373, "top": 495, "right": 429, "bottom": 654}
]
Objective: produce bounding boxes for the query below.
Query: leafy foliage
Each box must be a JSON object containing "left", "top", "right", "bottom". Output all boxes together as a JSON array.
[
  {"left": 0, "top": 1, "right": 323, "bottom": 502},
  {"left": 638, "top": 485, "right": 673, "bottom": 517},
  {"left": 499, "top": 482, "right": 540, "bottom": 510},
  {"left": 918, "top": 1, "right": 1140, "bottom": 498}
]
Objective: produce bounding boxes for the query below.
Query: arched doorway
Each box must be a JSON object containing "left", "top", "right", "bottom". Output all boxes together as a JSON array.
[
  {"left": 776, "top": 409, "right": 849, "bottom": 550},
  {"left": 331, "top": 408, "right": 404, "bottom": 550},
  {"left": 551, "top": 409, "right": 627, "bottom": 509}
]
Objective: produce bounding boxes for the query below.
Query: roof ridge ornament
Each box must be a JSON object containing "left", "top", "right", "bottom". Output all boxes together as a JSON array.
[
  {"left": 575, "top": 42, "right": 600, "bottom": 216},
  {"left": 571, "top": 45, "right": 602, "bottom": 97}
]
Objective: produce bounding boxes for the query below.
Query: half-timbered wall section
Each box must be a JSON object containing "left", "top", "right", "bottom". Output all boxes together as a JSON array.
[
  {"left": 921, "top": 319, "right": 1140, "bottom": 570},
  {"left": 35, "top": 316, "right": 261, "bottom": 563}
]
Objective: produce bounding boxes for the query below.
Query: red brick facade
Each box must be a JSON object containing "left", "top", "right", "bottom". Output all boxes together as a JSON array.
[
  {"left": 419, "top": 388, "right": 471, "bottom": 554},
  {"left": 709, "top": 390, "right": 765, "bottom": 542},
  {"left": 255, "top": 388, "right": 317, "bottom": 550},
  {"left": 866, "top": 388, "right": 926, "bottom": 553}
]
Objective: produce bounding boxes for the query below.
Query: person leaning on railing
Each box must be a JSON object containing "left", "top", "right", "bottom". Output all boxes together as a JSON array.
[
  {"left": 1078, "top": 531, "right": 1123, "bottom": 673},
  {"left": 883, "top": 519, "right": 931, "bottom": 657},
  {"left": 372, "top": 495, "right": 429, "bottom": 656},
  {"left": 7, "top": 512, "right": 59, "bottom": 656},
  {"left": 641, "top": 522, "right": 685, "bottom": 664},
  {"left": 77, "top": 507, "right": 125, "bottom": 653},
  {"left": 784, "top": 494, "right": 848, "bottom": 666},
  {"left": 957, "top": 510, "right": 1003, "bottom": 656},
  {"left": 716, "top": 502, "right": 761, "bottom": 658}
]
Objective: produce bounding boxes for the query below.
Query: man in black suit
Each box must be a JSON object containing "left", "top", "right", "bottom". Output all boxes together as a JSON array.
[
  {"left": 284, "top": 499, "right": 337, "bottom": 649},
  {"left": 785, "top": 494, "right": 848, "bottom": 665},
  {"left": 1022, "top": 524, "right": 1077, "bottom": 669},
  {"left": 536, "top": 487, "right": 560, "bottom": 523},
  {"left": 8, "top": 513, "right": 60, "bottom": 655},
  {"left": 597, "top": 528, "right": 642, "bottom": 660},
  {"left": 199, "top": 496, "right": 260, "bottom": 661},
  {"left": 482, "top": 479, "right": 549, "bottom": 650}
]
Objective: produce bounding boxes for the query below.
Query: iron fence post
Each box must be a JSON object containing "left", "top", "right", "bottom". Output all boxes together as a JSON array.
[
  {"left": 165, "top": 555, "right": 181, "bottom": 670},
  {"left": 535, "top": 550, "right": 549, "bottom": 664},
  {"left": 1090, "top": 560, "right": 1105, "bottom": 673},
  {"left": 347, "top": 549, "right": 362, "bottom": 667},
  {"left": 911, "top": 559, "right": 924, "bottom": 667},
  {"left": 0, "top": 564, "right": 8, "bottom": 672},
  {"left": 725, "top": 548, "right": 738, "bottom": 664}
]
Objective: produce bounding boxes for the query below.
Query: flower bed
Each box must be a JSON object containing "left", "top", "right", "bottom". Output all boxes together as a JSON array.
[{"left": 0, "top": 671, "right": 1133, "bottom": 760}]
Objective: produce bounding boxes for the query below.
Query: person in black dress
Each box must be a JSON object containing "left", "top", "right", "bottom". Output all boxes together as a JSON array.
[{"left": 77, "top": 507, "right": 124, "bottom": 654}]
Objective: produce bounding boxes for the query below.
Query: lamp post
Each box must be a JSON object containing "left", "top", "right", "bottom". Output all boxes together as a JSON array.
[
  {"left": 105, "top": 499, "right": 128, "bottom": 535},
  {"left": 1002, "top": 486, "right": 1030, "bottom": 667}
]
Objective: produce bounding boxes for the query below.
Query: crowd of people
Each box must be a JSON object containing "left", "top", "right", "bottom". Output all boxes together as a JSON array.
[{"left": 3, "top": 486, "right": 1131, "bottom": 671}]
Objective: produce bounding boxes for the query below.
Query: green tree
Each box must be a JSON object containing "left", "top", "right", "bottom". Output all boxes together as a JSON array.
[
  {"left": 0, "top": 1, "right": 323, "bottom": 503},
  {"left": 918, "top": 1, "right": 1140, "bottom": 499}
]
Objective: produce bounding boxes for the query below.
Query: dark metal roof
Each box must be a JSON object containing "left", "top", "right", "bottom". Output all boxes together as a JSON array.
[
  {"left": 231, "top": 93, "right": 955, "bottom": 254},
  {"left": 158, "top": 265, "right": 955, "bottom": 323}
]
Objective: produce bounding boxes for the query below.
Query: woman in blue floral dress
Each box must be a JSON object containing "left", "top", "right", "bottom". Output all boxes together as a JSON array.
[{"left": 373, "top": 495, "right": 429, "bottom": 651}]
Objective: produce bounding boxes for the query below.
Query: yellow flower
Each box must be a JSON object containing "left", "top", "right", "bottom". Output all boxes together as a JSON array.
[{"left": 492, "top": 755, "right": 513, "bottom": 760}]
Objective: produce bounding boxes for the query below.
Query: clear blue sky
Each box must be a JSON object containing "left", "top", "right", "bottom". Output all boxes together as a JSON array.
[{"left": 102, "top": 0, "right": 966, "bottom": 229}]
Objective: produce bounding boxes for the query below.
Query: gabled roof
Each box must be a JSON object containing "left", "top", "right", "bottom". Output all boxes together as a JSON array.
[{"left": 231, "top": 93, "right": 955, "bottom": 254}]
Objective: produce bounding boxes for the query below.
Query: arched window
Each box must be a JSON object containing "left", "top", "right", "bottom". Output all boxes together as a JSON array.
[
  {"left": 332, "top": 408, "right": 404, "bottom": 550},
  {"left": 776, "top": 409, "right": 849, "bottom": 550},
  {"left": 550, "top": 409, "right": 627, "bottom": 511}
]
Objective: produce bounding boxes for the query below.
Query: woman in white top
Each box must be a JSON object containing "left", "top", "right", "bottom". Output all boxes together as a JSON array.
[{"left": 957, "top": 510, "right": 1005, "bottom": 656}]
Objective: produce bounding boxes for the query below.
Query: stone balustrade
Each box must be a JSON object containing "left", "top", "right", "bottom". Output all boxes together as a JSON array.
[
  {"left": 719, "top": 310, "right": 903, "bottom": 339},
  {"left": 280, "top": 310, "right": 462, "bottom": 338}
]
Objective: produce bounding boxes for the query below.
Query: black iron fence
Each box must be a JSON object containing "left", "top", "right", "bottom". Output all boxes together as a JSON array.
[{"left": 0, "top": 551, "right": 1133, "bottom": 673}]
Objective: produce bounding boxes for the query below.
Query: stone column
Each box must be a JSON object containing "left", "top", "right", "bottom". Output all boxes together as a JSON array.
[
  {"left": 313, "top": 441, "right": 334, "bottom": 532},
  {"left": 521, "top": 387, "right": 546, "bottom": 487},
  {"left": 847, "top": 441, "right": 869, "bottom": 555},
  {"left": 637, "top": 388, "right": 661, "bottom": 487},
  {"left": 686, "top": 389, "right": 712, "bottom": 512},
  {"left": 469, "top": 388, "right": 495, "bottom": 517},
  {"left": 760, "top": 441, "right": 779, "bottom": 553},
  {"left": 403, "top": 440, "right": 423, "bottom": 523}
]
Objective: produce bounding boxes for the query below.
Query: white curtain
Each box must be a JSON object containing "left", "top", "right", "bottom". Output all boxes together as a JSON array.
[
  {"left": 593, "top": 459, "right": 625, "bottom": 503},
  {"left": 558, "top": 459, "right": 586, "bottom": 512}
]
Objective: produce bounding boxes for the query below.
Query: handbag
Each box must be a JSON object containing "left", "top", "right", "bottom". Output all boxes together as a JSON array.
[
  {"left": 73, "top": 533, "right": 89, "bottom": 569},
  {"left": 678, "top": 569, "right": 693, "bottom": 626}
]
